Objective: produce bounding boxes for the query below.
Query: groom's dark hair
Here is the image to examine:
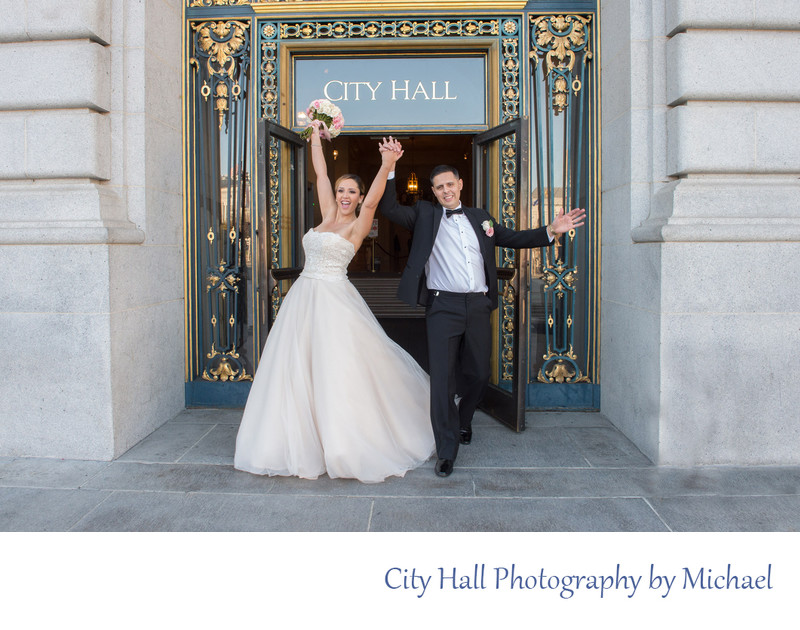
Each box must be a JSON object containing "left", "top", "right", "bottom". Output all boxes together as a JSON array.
[{"left": 429, "top": 165, "right": 459, "bottom": 184}]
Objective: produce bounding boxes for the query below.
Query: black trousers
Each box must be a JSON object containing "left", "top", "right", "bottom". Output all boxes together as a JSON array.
[{"left": 425, "top": 290, "right": 492, "bottom": 461}]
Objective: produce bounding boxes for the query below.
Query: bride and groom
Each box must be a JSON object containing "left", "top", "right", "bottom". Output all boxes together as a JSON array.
[{"left": 234, "top": 125, "right": 586, "bottom": 482}]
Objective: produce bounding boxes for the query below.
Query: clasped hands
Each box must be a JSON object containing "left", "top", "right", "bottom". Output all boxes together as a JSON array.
[{"left": 378, "top": 136, "right": 403, "bottom": 166}]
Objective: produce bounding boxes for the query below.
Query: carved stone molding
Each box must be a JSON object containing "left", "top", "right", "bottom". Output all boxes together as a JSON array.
[{"left": 632, "top": 178, "right": 800, "bottom": 243}]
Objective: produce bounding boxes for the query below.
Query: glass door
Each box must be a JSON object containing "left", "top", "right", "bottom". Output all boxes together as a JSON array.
[
  {"left": 255, "top": 120, "right": 309, "bottom": 359},
  {"left": 473, "top": 117, "right": 529, "bottom": 432}
]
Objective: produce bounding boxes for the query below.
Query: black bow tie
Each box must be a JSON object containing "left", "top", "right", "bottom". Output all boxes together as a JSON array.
[{"left": 445, "top": 208, "right": 463, "bottom": 218}]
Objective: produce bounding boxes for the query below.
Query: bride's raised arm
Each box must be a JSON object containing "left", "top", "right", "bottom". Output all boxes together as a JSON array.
[
  {"left": 308, "top": 123, "right": 337, "bottom": 220},
  {"left": 350, "top": 137, "right": 403, "bottom": 246}
]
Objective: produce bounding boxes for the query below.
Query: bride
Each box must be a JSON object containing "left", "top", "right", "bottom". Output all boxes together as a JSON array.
[{"left": 234, "top": 123, "right": 434, "bottom": 483}]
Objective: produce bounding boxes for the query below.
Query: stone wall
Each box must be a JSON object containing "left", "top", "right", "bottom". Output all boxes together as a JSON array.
[
  {"left": 2, "top": 0, "right": 797, "bottom": 466},
  {"left": 0, "top": 0, "right": 184, "bottom": 459},
  {"left": 601, "top": 0, "right": 800, "bottom": 464}
]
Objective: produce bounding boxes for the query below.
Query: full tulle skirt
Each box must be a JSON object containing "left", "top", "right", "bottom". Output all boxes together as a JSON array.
[{"left": 234, "top": 274, "right": 434, "bottom": 483}]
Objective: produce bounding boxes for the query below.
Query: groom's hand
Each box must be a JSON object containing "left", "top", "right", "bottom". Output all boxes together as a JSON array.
[
  {"left": 378, "top": 136, "right": 403, "bottom": 165},
  {"left": 550, "top": 207, "right": 586, "bottom": 234},
  {"left": 378, "top": 136, "right": 402, "bottom": 152}
]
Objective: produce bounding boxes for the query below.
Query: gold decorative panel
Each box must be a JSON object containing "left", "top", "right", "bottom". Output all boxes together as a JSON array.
[
  {"left": 529, "top": 13, "right": 597, "bottom": 388},
  {"left": 187, "top": 18, "right": 254, "bottom": 385}
]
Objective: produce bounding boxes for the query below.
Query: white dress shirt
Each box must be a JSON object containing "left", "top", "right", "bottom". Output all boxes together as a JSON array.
[
  {"left": 426, "top": 207, "right": 488, "bottom": 293},
  {"left": 387, "top": 171, "right": 487, "bottom": 293}
]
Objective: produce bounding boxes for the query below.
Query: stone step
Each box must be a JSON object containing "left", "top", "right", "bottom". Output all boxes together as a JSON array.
[{"left": 350, "top": 276, "right": 425, "bottom": 318}]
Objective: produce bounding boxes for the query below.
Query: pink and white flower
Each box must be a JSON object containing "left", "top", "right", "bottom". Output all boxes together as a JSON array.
[
  {"left": 301, "top": 98, "right": 344, "bottom": 140},
  {"left": 481, "top": 220, "right": 494, "bottom": 237}
]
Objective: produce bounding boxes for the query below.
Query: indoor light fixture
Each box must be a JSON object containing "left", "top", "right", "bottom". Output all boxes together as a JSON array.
[
  {"left": 406, "top": 137, "right": 418, "bottom": 194},
  {"left": 406, "top": 171, "right": 418, "bottom": 194}
]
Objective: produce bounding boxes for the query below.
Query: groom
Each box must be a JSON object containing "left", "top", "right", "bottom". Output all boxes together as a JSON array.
[{"left": 378, "top": 140, "right": 586, "bottom": 477}]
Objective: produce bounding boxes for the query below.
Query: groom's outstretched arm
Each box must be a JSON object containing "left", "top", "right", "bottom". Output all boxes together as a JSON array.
[
  {"left": 493, "top": 222, "right": 551, "bottom": 249},
  {"left": 492, "top": 206, "right": 587, "bottom": 249}
]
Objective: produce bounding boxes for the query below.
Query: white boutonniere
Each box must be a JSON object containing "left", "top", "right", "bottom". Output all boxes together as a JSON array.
[{"left": 481, "top": 220, "right": 494, "bottom": 237}]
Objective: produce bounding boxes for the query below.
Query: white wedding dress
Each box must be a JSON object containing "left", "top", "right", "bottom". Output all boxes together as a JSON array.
[{"left": 234, "top": 229, "right": 434, "bottom": 483}]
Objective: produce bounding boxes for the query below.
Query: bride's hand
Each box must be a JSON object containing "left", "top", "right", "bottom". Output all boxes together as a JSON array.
[
  {"left": 387, "top": 136, "right": 403, "bottom": 153},
  {"left": 308, "top": 120, "right": 323, "bottom": 140},
  {"left": 381, "top": 147, "right": 403, "bottom": 166},
  {"left": 379, "top": 136, "right": 403, "bottom": 155}
]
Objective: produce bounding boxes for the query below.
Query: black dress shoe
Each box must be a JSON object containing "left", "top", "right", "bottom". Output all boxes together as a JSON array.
[
  {"left": 459, "top": 428, "right": 472, "bottom": 445},
  {"left": 435, "top": 458, "right": 454, "bottom": 477}
]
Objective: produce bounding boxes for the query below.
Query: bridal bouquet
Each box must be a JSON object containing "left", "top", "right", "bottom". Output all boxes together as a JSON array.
[{"left": 300, "top": 98, "right": 344, "bottom": 140}]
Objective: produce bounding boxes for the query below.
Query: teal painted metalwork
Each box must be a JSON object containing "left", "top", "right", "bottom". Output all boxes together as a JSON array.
[
  {"left": 256, "top": 29, "right": 283, "bottom": 322},
  {"left": 497, "top": 20, "right": 523, "bottom": 384},
  {"left": 529, "top": 14, "right": 594, "bottom": 387},
  {"left": 188, "top": 19, "right": 254, "bottom": 384}
]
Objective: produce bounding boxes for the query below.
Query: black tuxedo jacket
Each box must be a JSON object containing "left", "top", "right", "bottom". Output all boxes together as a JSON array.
[{"left": 378, "top": 177, "right": 552, "bottom": 310}]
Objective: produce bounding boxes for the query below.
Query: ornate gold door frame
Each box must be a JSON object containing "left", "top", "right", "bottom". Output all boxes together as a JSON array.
[{"left": 182, "top": 1, "right": 600, "bottom": 410}]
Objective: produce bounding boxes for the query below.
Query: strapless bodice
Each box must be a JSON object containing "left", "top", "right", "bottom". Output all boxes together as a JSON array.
[{"left": 300, "top": 229, "right": 355, "bottom": 281}]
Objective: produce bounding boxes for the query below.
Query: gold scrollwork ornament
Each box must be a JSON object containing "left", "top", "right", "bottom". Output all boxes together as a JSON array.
[
  {"left": 531, "top": 15, "right": 591, "bottom": 113},
  {"left": 193, "top": 20, "right": 249, "bottom": 128},
  {"left": 195, "top": 21, "right": 248, "bottom": 77},
  {"left": 538, "top": 349, "right": 591, "bottom": 384},
  {"left": 532, "top": 15, "right": 590, "bottom": 74},
  {"left": 202, "top": 345, "right": 253, "bottom": 382},
  {"left": 191, "top": 0, "right": 260, "bottom": 7}
]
